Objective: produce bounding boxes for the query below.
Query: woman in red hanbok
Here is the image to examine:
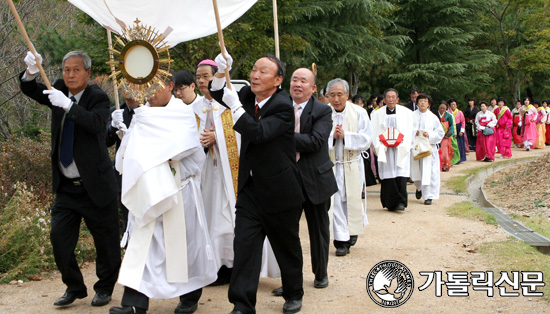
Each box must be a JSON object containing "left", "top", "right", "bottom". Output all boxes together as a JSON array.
[
  {"left": 475, "top": 102, "right": 497, "bottom": 161},
  {"left": 512, "top": 100, "right": 523, "bottom": 148},
  {"left": 494, "top": 97, "right": 512, "bottom": 158}
]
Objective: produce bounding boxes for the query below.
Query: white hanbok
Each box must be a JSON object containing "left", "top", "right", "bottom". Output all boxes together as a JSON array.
[{"left": 411, "top": 110, "right": 445, "bottom": 200}]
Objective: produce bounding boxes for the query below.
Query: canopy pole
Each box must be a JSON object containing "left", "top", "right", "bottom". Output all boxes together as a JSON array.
[
  {"left": 273, "top": 0, "right": 280, "bottom": 59},
  {"left": 212, "top": 0, "right": 232, "bottom": 89},
  {"left": 7, "top": 0, "right": 52, "bottom": 89}
]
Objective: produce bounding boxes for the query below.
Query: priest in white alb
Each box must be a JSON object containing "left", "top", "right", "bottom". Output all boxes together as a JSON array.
[
  {"left": 371, "top": 88, "right": 414, "bottom": 211},
  {"left": 109, "top": 75, "right": 217, "bottom": 314},
  {"left": 410, "top": 93, "right": 444, "bottom": 206},
  {"left": 327, "top": 78, "right": 371, "bottom": 257},
  {"left": 192, "top": 59, "right": 240, "bottom": 286}
]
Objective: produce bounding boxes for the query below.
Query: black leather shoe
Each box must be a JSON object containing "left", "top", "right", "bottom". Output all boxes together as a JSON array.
[
  {"left": 53, "top": 291, "right": 87, "bottom": 306},
  {"left": 175, "top": 302, "right": 198, "bottom": 313},
  {"left": 91, "top": 293, "right": 111, "bottom": 306},
  {"left": 272, "top": 286, "right": 283, "bottom": 296},
  {"left": 349, "top": 235, "right": 358, "bottom": 246},
  {"left": 314, "top": 276, "right": 329, "bottom": 288},
  {"left": 283, "top": 299, "right": 302, "bottom": 314},
  {"left": 335, "top": 247, "right": 349, "bottom": 256},
  {"left": 109, "top": 306, "right": 147, "bottom": 314},
  {"left": 415, "top": 189, "right": 422, "bottom": 200},
  {"left": 424, "top": 199, "right": 432, "bottom": 205},
  {"left": 228, "top": 311, "right": 244, "bottom": 314},
  {"left": 395, "top": 203, "right": 406, "bottom": 211}
]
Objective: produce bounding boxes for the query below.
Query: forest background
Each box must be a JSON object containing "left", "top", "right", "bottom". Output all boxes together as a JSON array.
[{"left": 0, "top": 0, "right": 549, "bottom": 282}]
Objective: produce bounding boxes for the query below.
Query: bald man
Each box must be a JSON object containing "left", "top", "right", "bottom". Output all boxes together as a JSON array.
[{"left": 272, "top": 68, "right": 337, "bottom": 296}]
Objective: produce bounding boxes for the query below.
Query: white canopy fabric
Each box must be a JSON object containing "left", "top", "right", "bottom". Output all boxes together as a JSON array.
[{"left": 68, "top": 0, "right": 257, "bottom": 46}]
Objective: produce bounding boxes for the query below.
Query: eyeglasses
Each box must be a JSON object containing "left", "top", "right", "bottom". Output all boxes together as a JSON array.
[{"left": 175, "top": 85, "right": 190, "bottom": 93}]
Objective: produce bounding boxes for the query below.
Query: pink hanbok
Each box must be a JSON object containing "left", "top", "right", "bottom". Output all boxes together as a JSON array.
[
  {"left": 521, "top": 105, "right": 538, "bottom": 149},
  {"left": 475, "top": 111, "right": 497, "bottom": 161},
  {"left": 494, "top": 106, "right": 513, "bottom": 158}
]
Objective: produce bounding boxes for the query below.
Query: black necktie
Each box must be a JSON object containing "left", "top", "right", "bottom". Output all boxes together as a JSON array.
[{"left": 59, "top": 96, "right": 76, "bottom": 167}]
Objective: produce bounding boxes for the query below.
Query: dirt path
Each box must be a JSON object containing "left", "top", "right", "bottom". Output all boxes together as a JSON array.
[{"left": 1, "top": 147, "right": 549, "bottom": 314}]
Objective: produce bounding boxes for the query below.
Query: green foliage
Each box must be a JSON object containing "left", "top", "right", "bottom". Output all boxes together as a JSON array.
[
  {"left": 482, "top": 0, "right": 550, "bottom": 101},
  {"left": 0, "top": 135, "right": 96, "bottom": 282},
  {"left": 389, "top": 0, "right": 499, "bottom": 102}
]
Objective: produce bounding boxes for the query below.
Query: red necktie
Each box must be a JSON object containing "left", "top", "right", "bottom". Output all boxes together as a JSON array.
[{"left": 255, "top": 104, "right": 260, "bottom": 115}]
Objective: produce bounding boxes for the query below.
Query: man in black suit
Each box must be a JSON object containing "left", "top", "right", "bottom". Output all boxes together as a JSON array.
[
  {"left": 272, "top": 68, "right": 337, "bottom": 296},
  {"left": 20, "top": 51, "right": 120, "bottom": 308},
  {"left": 106, "top": 95, "right": 139, "bottom": 236},
  {"left": 404, "top": 87, "right": 420, "bottom": 111},
  {"left": 209, "top": 52, "right": 305, "bottom": 314}
]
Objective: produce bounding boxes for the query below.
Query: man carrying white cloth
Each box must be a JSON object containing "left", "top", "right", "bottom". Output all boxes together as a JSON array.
[
  {"left": 109, "top": 75, "right": 217, "bottom": 314},
  {"left": 327, "top": 78, "right": 372, "bottom": 257},
  {"left": 410, "top": 93, "right": 445, "bottom": 205}
]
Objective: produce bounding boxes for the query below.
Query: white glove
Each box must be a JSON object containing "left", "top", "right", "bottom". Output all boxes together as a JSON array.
[
  {"left": 479, "top": 126, "right": 485, "bottom": 130},
  {"left": 43, "top": 89, "right": 72, "bottom": 110},
  {"left": 222, "top": 86, "right": 242, "bottom": 112},
  {"left": 111, "top": 109, "right": 124, "bottom": 129},
  {"left": 518, "top": 122, "right": 522, "bottom": 127},
  {"left": 24, "top": 51, "right": 43, "bottom": 75},
  {"left": 215, "top": 51, "right": 233, "bottom": 74},
  {"left": 116, "top": 124, "right": 127, "bottom": 139}
]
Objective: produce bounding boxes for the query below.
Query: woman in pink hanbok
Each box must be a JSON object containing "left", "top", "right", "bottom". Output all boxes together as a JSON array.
[
  {"left": 521, "top": 97, "right": 539, "bottom": 151},
  {"left": 493, "top": 97, "right": 512, "bottom": 158},
  {"left": 475, "top": 102, "right": 497, "bottom": 162}
]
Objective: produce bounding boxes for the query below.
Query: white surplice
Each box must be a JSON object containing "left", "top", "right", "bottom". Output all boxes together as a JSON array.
[
  {"left": 371, "top": 105, "right": 414, "bottom": 180},
  {"left": 192, "top": 97, "right": 241, "bottom": 269},
  {"left": 411, "top": 110, "right": 445, "bottom": 200},
  {"left": 328, "top": 102, "right": 372, "bottom": 242},
  {"left": 115, "top": 96, "right": 217, "bottom": 299}
]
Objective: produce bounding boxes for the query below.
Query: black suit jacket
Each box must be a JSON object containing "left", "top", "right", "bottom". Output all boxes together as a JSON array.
[
  {"left": 294, "top": 97, "right": 338, "bottom": 205},
  {"left": 211, "top": 86, "right": 304, "bottom": 213},
  {"left": 20, "top": 72, "right": 118, "bottom": 208},
  {"left": 404, "top": 101, "right": 417, "bottom": 111}
]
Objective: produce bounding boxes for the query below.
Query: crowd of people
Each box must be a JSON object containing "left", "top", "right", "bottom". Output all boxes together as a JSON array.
[
  {"left": 18, "top": 47, "right": 548, "bottom": 314},
  {"left": 348, "top": 89, "right": 550, "bottom": 168}
]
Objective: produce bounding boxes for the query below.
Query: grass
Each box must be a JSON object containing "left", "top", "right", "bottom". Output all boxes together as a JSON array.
[
  {"left": 448, "top": 201, "right": 549, "bottom": 301},
  {"left": 447, "top": 201, "right": 497, "bottom": 225},
  {"left": 480, "top": 239, "right": 550, "bottom": 301},
  {"left": 445, "top": 157, "right": 535, "bottom": 194},
  {"left": 445, "top": 164, "right": 494, "bottom": 193},
  {"left": 510, "top": 213, "right": 550, "bottom": 239}
]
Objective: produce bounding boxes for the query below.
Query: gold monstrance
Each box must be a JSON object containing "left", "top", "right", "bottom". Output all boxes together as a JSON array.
[{"left": 107, "top": 19, "right": 173, "bottom": 105}]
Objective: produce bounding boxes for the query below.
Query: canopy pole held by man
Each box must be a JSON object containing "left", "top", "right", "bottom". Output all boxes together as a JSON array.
[
  {"left": 273, "top": 0, "right": 280, "bottom": 59},
  {"left": 212, "top": 0, "right": 232, "bottom": 90},
  {"left": 7, "top": 0, "right": 52, "bottom": 89}
]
